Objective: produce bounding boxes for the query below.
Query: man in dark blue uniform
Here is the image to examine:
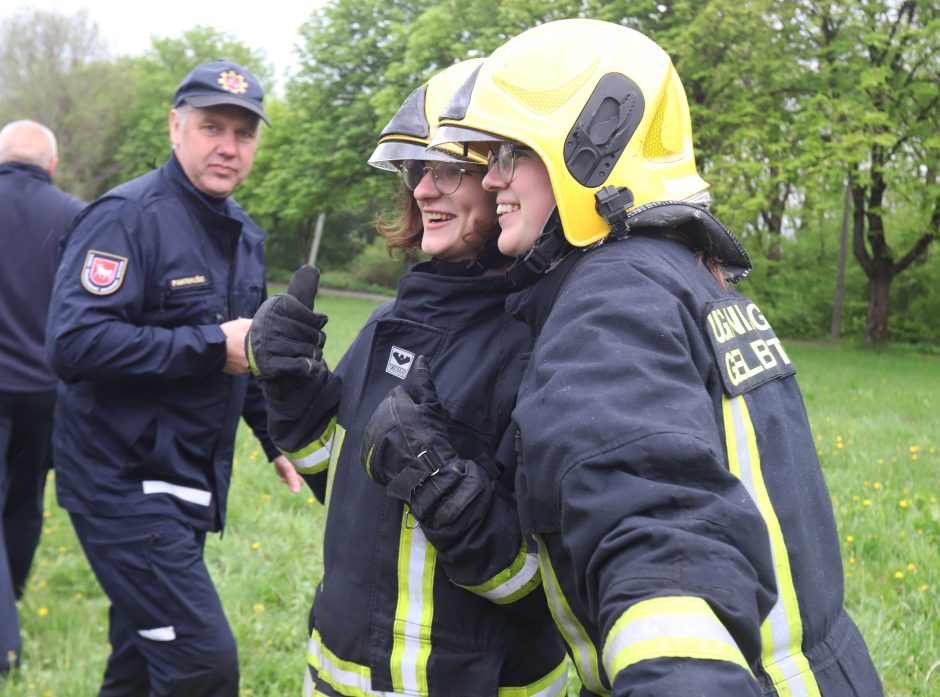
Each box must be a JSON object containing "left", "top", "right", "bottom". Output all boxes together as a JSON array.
[
  {"left": 0, "top": 119, "right": 84, "bottom": 675},
  {"left": 46, "top": 60, "right": 300, "bottom": 696}
]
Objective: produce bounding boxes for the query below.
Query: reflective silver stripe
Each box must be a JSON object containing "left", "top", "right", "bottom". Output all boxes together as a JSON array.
[
  {"left": 471, "top": 551, "right": 539, "bottom": 603},
  {"left": 392, "top": 514, "right": 433, "bottom": 693},
  {"left": 603, "top": 597, "right": 749, "bottom": 678},
  {"left": 498, "top": 658, "right": 569, "bottom": 697},
  {"left": 726, "top": 396, "right": 820, "bottom": 697},
  {"left": 534, "top": 535, "right": 607, "bottom": 694},
  {"left": 141, "top": 480, "right": 211, "bottom": 506},
  {"left": 286, "top": 419, "right": 337, "bottom": 474},
  {"left": 307, "top": 630, "right": 408, "bottom": 697},
  {"left": 138, "top": 626, "right": 176, "bottom": 641}
]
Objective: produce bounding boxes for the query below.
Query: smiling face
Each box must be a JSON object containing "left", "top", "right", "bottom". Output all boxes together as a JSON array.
[
  {"left": 169, "top": 104, "right": 259, "bottom": 198},
  {"left": 482, "top": 147, "right": 556, "bottom": 257},
  {"left": 412, "top": 164, "right": 496, "bottom": 262}
]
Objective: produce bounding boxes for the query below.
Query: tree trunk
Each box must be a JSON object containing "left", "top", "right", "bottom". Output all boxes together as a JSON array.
[
  {"left": 831, "top": 181, "right": 851, "bottom": 340},
  {"left": 865, "top": 264, "right": 893, "bottom": 347}
]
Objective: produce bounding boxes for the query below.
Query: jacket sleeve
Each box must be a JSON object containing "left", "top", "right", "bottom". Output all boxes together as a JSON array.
[
  {"left": 522, "top": 254, "right": 776, "bottom": 695},
  {"left": 419, "top": 426, "right": 549, "bottom": 618},
  {"left": 46, "top": 199, "right": 227, "bottom": 383}
]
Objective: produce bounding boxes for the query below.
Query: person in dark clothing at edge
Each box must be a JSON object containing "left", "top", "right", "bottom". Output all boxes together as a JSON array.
[
  {"left": 246, "top": 60, "right": 567, "bottom": 697},
  {"left": 0, "top": 119, "right": 85, "bottom": 675},
  {"left": 363, "top": 19, "right": 882, "bottom": 697},
  {"left": 45, "top": 60, "right": 302, "bottom": 696}
]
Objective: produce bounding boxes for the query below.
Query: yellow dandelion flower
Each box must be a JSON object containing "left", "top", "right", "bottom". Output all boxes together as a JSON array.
[
  {"left": 38, "top": 579, "right": 48, "bottom": 590},
  {"left": 38, "top": 607, "right": 49, "bottom": 617},
  {"left": 43, "top": 526, "right": 52, "bottom": 535},
  {"left": 848, "top": 556, "right": 856, "bottom": 566},
  {"left": 872, "top": 482, "right": 882, "bottom": 490},
  {"left": 845, "top": 534, "right": 855, "bottom": 543},
  {"left": 44, "top": 690, "right": 53, "bottom": 697},
  {"left": 307, "top": 497, "right": 315, "bottom": 505},
  {"left": 58, "top": 546, "right": 66, "bottom": 554},
  {"left": 853, "top": 495, "right": 861, "bottom": 502},
  {"left": 837, "top": 435, "right": 843, "bottom": 441},
  {"left": 862, "top": 499, "right": 871, "bottom": 507},
  {"left": 251, "top": 542, "right": 261, "bottom": 551},
  {"left": 907, "top": 563, "right": 916, "bottom": 572},
  {"left": 836, "top": 442, "right": 843, "bottom": 450},
  {"left": 252, "top": 603, "right": 265, "bottom": 614},
  {"left": 908, "top": 445, "right": 920, "bottom": 453},
  {"left": 250, "top": 451, "right": 259, "bottom": 461},
  {"left": 43, "top": 510, "right": 51, "bottom": 519},
  {"left": 899, "top": 500, "right": 909, "bottom": 509},
  {"left": 877, "top": 458, "right": 884, "bottom": 465},
  {"left": 921, "top": 584, "right": 930, "bottom": 592},
  {"left": 894, "top": 571, "right": 904, "bottom": 580},
  {"left": 912, "top": 454, "right": 918, "bottom": 460}
]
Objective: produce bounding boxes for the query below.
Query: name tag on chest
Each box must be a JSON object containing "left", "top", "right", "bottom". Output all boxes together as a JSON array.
[{"left": 704, "top": 298, "right": 795, "bottom": 396}]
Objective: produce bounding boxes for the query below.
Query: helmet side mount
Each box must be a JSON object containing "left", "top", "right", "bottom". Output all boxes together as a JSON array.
[{"left": 564, "top": 73, "right": 644, "bottom": 187}]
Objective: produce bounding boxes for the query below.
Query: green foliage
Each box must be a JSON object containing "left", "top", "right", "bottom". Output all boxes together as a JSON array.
[{"left": 346, "top": 236, "right": 409, "bottom": 288}]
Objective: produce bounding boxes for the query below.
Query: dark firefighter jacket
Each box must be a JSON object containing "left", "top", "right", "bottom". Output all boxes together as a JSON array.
[
  {"left": 506, "top": 231, "right": 882, "bottom": 697},
  {"left": 276, "top": 263, "right": 568, "bottom": 697},
  {"left": 46, "top": 153, "right": 278, "bottom": 532}
]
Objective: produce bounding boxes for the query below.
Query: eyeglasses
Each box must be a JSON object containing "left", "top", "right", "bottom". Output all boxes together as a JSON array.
[
  {"left": 400, "top": 160, "right": 484, "bottom": 195},
  {"left": 487, "top": 142, "right": 530, "bottom": 184}
]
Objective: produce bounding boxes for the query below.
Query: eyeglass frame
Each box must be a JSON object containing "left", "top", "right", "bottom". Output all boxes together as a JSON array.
[
  {"left": 487, "top": 142, "right": 531, "bottom": 184},
  {"left": 399, "top": 159, "right": 486, "bottom": 195}
]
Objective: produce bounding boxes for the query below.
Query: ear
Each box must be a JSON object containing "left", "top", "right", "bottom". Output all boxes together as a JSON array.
[
  {"left": 46, "top": 155, "right": 59, "bottom": 178},
  {"left": 168, "top": 109, "right": 181, "bottom": 148}
]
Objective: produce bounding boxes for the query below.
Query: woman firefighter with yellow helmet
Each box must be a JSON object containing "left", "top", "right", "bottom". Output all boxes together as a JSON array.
[
  {"left": 247, "top": 60, "right": 567, "bottom": 696},
  {"left": 363, "top": 18, "right": 882, "bottom": 697}
]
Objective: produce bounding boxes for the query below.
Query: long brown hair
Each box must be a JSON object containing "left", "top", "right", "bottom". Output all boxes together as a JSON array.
[{"left": 376, "top": 181, "right": 423, "bottom": 255}]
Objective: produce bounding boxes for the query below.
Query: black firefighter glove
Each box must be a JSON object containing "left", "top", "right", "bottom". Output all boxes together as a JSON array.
[
  {"left": 361, "top": 355, "right": 485, "bottom": 530},
  {"left": 247, "top": 265, "right": 332, "bottom": 450}
]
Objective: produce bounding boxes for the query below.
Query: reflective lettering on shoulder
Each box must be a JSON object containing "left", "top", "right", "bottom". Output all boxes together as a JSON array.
[
  {"left": 169, "top": 274, "right": 208, "bottom": 289},
  {"left": 81, "top": 250, "right": 128, "bottom": 295},
  {"left": 703, "top": 298, "right": 795, "bottom": 396}
]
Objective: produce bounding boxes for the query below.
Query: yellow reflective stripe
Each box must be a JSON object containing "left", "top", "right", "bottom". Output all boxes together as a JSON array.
[
  {"left": 323, "top": 426, "right": 345, "bottom": 514},
  {"left": 603, "top": 596, "right": 750, "bottom": 679},
  {"left": 391, "top": 508, "right": 434, "bottom": 695},
  {"left": 498, "top": 658, "right": 569, "bottom": 697},
  {"left": 458, "top": 537, "right": 542, "bottom": 604},
  {"left": 534, "top": 534, "right": 608, "bottom": 695},
  {"left": 723, "top": 395, "right": 822, "bottom": 697},
  {"left": 284, "top": 417, "right": 338, "bottom": 474}
]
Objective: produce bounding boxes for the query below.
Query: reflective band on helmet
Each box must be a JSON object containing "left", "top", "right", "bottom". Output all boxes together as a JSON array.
[
  {"left": 458, "top": 537, "right": 541, "bottom": 604},
  {"left": 723, "top": 395, "right": 822, "bottom": 697},
  {"left": 391, "top": 507, "right": 435, "bottom": 694},
  {"left": 284, "top": 417, "right": 338, "bottom": 475},
  {"left": 603, "top": 596, "right": 750, "bottom": 679},
  {"left": 534, "top": 534, "right": 607, "bottom": 694}
]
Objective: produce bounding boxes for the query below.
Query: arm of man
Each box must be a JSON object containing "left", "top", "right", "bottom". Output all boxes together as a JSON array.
[
  {"left": 242, "top": 375, "right": 303, "bottom": 493},
  {"left": 47, "top": 199, "right": 229, "bottom": 382}
]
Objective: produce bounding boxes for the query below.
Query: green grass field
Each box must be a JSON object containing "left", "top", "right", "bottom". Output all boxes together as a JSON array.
[{"left": 3, "top": 293, "right": 937, "bottom": 696}]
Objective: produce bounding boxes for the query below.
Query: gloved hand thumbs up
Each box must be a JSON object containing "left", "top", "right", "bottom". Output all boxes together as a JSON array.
[{"left": 287, "top": 264, "right": 320, "bottom": 311}]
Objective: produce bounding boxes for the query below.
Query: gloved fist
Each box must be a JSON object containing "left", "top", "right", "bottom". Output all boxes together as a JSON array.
[
  {"left": 361, "top": 355, "right": 483, "bottom": 528},
  {"left": 247, "top": 265, "right": 328, "bottom": 391}
]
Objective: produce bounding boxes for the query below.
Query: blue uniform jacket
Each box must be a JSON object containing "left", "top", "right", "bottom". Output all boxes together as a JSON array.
[
  {"left": 507, "top": 231, "right": 881, "bottom": 696},
  {"left": 47, "top": 153, "right": 277, "bottom": 531},
  {"left": 0, "top": 162, "right": 84, "bottom": 393},
  {"left": 274, "top": 263, "right": 567, "bottom": 697}
]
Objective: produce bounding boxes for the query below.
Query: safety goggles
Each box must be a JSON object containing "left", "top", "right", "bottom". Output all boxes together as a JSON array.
[
  {"left": 400, "top": 159, "right": 484, "bottom": 195},
  {"left": 487, "top": 142, "right": 532, "bottom": 184}
]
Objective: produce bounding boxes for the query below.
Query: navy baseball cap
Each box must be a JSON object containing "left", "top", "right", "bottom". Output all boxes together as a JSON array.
[{"left": 173, "top": 59, "right": 270, "bottom": 126}]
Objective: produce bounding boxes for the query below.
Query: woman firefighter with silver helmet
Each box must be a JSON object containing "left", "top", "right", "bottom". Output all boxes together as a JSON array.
[
  {"left": 247, "top": 60, "right": 567, "bottom": 696},
  {"left": 362, "top": 19, "right": 881, "bottom": 697}
]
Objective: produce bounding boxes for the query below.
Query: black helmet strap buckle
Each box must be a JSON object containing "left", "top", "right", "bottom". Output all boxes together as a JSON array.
[
  {"left": 506, "top": 208, "right": 570, "bottom": 288},
  {"left": 595, "top": 185, "right": 634, "bottom": 236}
]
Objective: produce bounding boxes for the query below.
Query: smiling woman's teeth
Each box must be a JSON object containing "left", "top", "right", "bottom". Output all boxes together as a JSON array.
[
  {"left": 427, "top": 212, "right": 456, "bottom": 222},
  {"left": 496, "top": 203, "right": 520, "bottom": 215}
]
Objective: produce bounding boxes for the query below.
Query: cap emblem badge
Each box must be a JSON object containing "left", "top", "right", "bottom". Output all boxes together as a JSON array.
[{"left": 218, "top": 70, "right": 249, "bottom": 94}]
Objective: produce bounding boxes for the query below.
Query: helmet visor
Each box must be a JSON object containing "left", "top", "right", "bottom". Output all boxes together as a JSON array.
[{"left": 367, "top": 139, "right": 462, "bottom": 171}]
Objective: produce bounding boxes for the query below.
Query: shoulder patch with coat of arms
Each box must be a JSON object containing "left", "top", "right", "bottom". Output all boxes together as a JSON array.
[{"left": 81, "top": 250, "right": 128, "bottom": 295}]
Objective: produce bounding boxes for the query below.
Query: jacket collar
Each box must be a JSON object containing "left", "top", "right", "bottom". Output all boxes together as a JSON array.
[
  {"left": 393, "top": 262, "right": 514, "bottom": 328},
  {"left": 505, "top": 250, "right": 582, "bottom": 336},
  {"left": 164, "top": 152, "right": 241, "bottom": 229},
  {"left": 0, "top": 161, "right": 52, "bottom": 185}
]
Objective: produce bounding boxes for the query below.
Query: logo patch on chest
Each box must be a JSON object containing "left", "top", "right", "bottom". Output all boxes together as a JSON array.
[
  {"left": 81, "top": 250, "right": 128, "bottom": 295},
  {"left": 385, "top": 346, "right": 415, "bottom": 380},
  {"left": 703, "top": 298, "right": 796, "bottom": 396}
]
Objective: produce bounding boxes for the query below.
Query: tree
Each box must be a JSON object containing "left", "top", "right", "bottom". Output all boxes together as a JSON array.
[
  {"left": 800, "top": 0, "right": 940, "bottom": 345},
  {"left": 0, "top": 8, "right": 130, "bottom": 199}
]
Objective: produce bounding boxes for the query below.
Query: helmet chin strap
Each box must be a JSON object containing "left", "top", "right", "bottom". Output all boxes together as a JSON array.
[{"left": 506, "top": 208, "right": 572, "bottom": 288}]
